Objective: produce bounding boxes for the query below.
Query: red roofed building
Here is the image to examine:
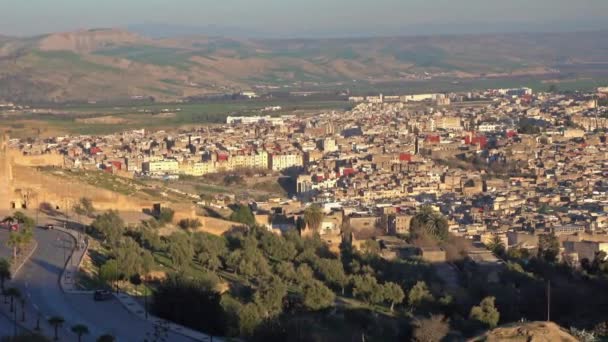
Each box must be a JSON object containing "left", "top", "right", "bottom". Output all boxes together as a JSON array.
[
  {"left": 399, "top": 153, "right": 412, "bottom": 162},
  {"left": 341, "top": 167, "right": 356, "bottom": 177},
  {"left": 109, "top": 161, "right": 122, "bottom": 171},
  {"left": 464, "top": 132, "right": 488, "bottom": 149},
  {"left": 90, "top": 147, "right": 102, "bottom": 155},
  {"left": 425, "top": 135, "right": 441, "bottom": 144},
  {"left": 217, "top": 152, "right": 229, "bottom": 162}
]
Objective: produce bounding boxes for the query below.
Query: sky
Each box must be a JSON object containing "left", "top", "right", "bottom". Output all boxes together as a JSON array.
[{"left": 2, "top": 0, "right": 608, "bottom": 38}]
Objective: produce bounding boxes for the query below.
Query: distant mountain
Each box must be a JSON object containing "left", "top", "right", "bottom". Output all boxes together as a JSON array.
[
  {"left": 128, "top": 23, "right": 272, "bottom": 39},
  {"left": 1, "top": 28, "right": 607, "bottom": 102}
]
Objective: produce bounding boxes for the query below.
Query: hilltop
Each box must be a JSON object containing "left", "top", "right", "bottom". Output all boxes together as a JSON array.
[
  {"left": 471, "top": 322, "right": 578, "bottom": 342},
  {"left": 0, "top": 28, "right": 608, "bottom": 102}
]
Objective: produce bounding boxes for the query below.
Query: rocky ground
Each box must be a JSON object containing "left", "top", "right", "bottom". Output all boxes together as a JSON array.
[{"left": 471, "top": 321, "right": 578, "bottom": 342}]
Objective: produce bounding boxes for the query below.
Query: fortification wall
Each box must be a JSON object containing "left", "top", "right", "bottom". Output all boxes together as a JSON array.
[{"left": 9, "top": 150, "right": 64, "bottom": 167}]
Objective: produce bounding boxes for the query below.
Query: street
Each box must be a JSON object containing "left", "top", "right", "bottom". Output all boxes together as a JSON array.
[{"left": 0, "top": 211, "right": 197, "bottom": 341}]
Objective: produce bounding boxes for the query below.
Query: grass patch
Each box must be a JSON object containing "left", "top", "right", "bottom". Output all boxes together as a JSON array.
[
  {"left": 29, "top": 50, "right": 120, "bottom": 73},
  {"left": 41, "top": 168, "right": 145, "bottom": 196}
]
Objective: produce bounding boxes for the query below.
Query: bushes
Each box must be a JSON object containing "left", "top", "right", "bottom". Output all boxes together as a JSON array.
[
  {"left": 178, "top": 218, "right": 202, "bottom": 230},
  {"left": 470, "top": 297, "right": 500, "bottom": 328},
  {"left": 152, "top": 274, "right": 226, "bottom": 336},
  {"left": 157, "top": 208, "right": 175, "bottom": 224},
  {"left": 229, "top": 205, "right": 255, "bottom": 226}
]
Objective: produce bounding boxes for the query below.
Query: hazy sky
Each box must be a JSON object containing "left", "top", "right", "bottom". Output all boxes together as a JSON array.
[{"left": 2, "top": 0, "right": 608, "bottom": 37}]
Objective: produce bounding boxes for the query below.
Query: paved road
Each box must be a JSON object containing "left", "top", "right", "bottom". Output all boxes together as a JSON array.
[{"left": 2, "top": 212, "right": 196, "bottom": 342}]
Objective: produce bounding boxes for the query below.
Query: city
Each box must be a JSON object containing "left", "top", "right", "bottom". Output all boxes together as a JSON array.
[{"left": 1, "top": 1, "right": 608, "bottom": 342}]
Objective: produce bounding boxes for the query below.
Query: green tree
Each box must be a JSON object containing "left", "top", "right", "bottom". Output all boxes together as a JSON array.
[
  {"left": 5, "top": 287, "right": 20, "bottom": 313},
  {"left": 313, "top": 258, "right": 348, "bottom": 294},
  {"left": 238, "top": 244, "right": 270, "bottom": 279},
  {"left": 302, "top": 279, "right": 335, "bottom": 311},
  {"left": 193, "top": 233, "right": 227, "bottom": 259},
  {"left": 383, "top": 282, "right": 405, "bottom": 312},
  {"left": 152, "top": 274, "right": 225, "bottom": 336},
  {"left": 48, "top": 316, "right": 65, "bottom": 341},
  {"left": 538, "top": 232, "right": 560, "bottom": 263},
  {"left": 487, "top": 235, "right": 506, "bottom": 256},
  {"left": 157, "top": 208, "right": 175, "bottom": 224},
  {"left": 362, "top": 239, "right": 380, "bottom": 255},
  {"left": 96, "top": 334, "right": 116, "bottom": 342},
  {"left": 71, "top": 324, "right": 90, "bottom": 342},
  {"left": 410, "top": 206, "right": 449, "bottom": 241},
  {"left": 73, "top": 197, "right": 95, "bottom": 217},
  {"left": 352, "top": 274, "right": 384, "bottom": 305},
  {"left": 229, "top": 205, "right": 255, "bottom": 226},
  {"left": 0, "top": 258, "right": 11, "bottom": 291},
  {"left": 99, "top": 259, "right": 120, "bottom": 285},
  {"left": 470, "top": 296, "right": 500, "bottom": 328},
  {"left": 167, "top": 233, "right": 194, "bottom": 270},
  {"left": 303, "top": 205, "right": 324, "bottom": 232},
  {"left": 238, "top": 303, "right": 262, "bottom": 337},
  {"left": 408, "top": 281, "right": 434, "bottom": 308},
  {"left": 274, "top": 261, "right": 297, "bottom": 284},
  {"left": 253, "top": 276, "right": 287, "bottom": 318},
  {"left": 7, "top": 229, "right": 32, "bottom": 260},
  {"left": 591, "top": 251, "right": 608, "bottom": 274},
  {"left": 91, "top": 210, "right": 124, "bottom": 246},
  {"left": 296, "top": 264, "right": 314, "bottom": 284},
  {"left": 12, "top": 212, "right": 35, "bottom": 230},
  {"left": 6, "top": 232, "right": 21, "bottom": 260},
  {"left": 178, "top": 218, "right": 202, "bottom": 230},
  {"left": 225, "top": 250, "right": 242, "bottom": 274},
  {"left": 197, "top": 252, "right": 222, "bottom": 271},
  {"left": 259, "top": 233, "right": 297, "bottom": 261}
]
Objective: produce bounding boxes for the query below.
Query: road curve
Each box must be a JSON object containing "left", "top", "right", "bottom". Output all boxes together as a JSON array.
[{"left": 12, "top": 224, "right": 196, "bottom": 341}]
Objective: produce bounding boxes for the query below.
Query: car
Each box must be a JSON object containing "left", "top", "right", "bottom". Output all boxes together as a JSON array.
[
  {"left": 93, "top": 290, "right": 113, "bottom": 301},
  {"left": 41, "top": 224, "right": 54, "bottom": 230}
]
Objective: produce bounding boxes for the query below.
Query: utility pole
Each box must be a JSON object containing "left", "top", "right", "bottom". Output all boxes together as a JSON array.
[
  {"left": 144, "top": 284, "right": 148, "bottom": 319},
  {"left": 546, "top": 280, "right": 551, "bottom": 322},
  {"left": 13, "top": 300, "right": 17, "bottom": 338}
]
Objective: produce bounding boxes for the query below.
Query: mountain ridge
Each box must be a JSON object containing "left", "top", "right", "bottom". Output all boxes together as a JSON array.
[{"left": 1, "top": 28, "right": 607, "bottom": 102}]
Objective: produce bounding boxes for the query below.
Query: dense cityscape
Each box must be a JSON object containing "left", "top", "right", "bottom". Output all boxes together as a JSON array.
[{"left": 2, "top": 1, "right": 608, "bottom": 341}]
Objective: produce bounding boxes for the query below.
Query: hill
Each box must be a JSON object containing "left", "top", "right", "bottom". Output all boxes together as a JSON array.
[
  {"left": 1, "top": 28, "right": 608, "bottom": 102},
  {"left": 470, "top": 321, "right": 578, "bottom": 342}
]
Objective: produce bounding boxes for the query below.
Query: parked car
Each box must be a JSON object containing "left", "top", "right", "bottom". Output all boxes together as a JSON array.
[
  {"left": 93, "top": 290, "right": 113, "bottom": 301},
  {"left": 40, "top": 224, "right": 54, "bottom": 230}
]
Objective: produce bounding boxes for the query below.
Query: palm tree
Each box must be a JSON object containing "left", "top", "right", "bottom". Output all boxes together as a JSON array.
[
  {"left": 97, "top": 334, "right": 116, "bottom": 342},
  {"left": 5, "top": 287, "right": 21, "bottom": 313},
  {"left": 71, "top": 324, "right": 90, "bottom": 342},
  {"left": 48, "top": 316, "right": 65, "bottom": 341},
  {"left": 487, "top": 235, "right": 506, "bottom": 256},
  {"left": 0, "top": 258, "right": 11, "bottom": 291},
  {"left": 303, "top": 204, "right": 324, "bottom": 232},
  {"left": 7, "top": 233, "right": 22, "bottom": 260},
  {"left": 411, "top": 206, "right": 449, "bottom": 241},
  {"left": 6, "top": 228, "right": 34, "bottom": 260}
]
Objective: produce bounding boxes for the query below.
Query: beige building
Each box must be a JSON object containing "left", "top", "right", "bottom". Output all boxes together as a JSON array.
[
  {"left": 143, "top": 159, "right": 179, "bottom": 174},
  {"left": 229, "top": 151, "right": 269, "bottom": 170},
  {"left": 181, "top": 161, "right": 217, "bottom": 176},
  {"left": 270, "top": 153, "right": 303, "bottom": 171}
]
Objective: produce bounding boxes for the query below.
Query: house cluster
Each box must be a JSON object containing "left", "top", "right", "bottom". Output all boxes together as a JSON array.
[{"left": 9, "top": 88, "right": 608, "bottom": 265}]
